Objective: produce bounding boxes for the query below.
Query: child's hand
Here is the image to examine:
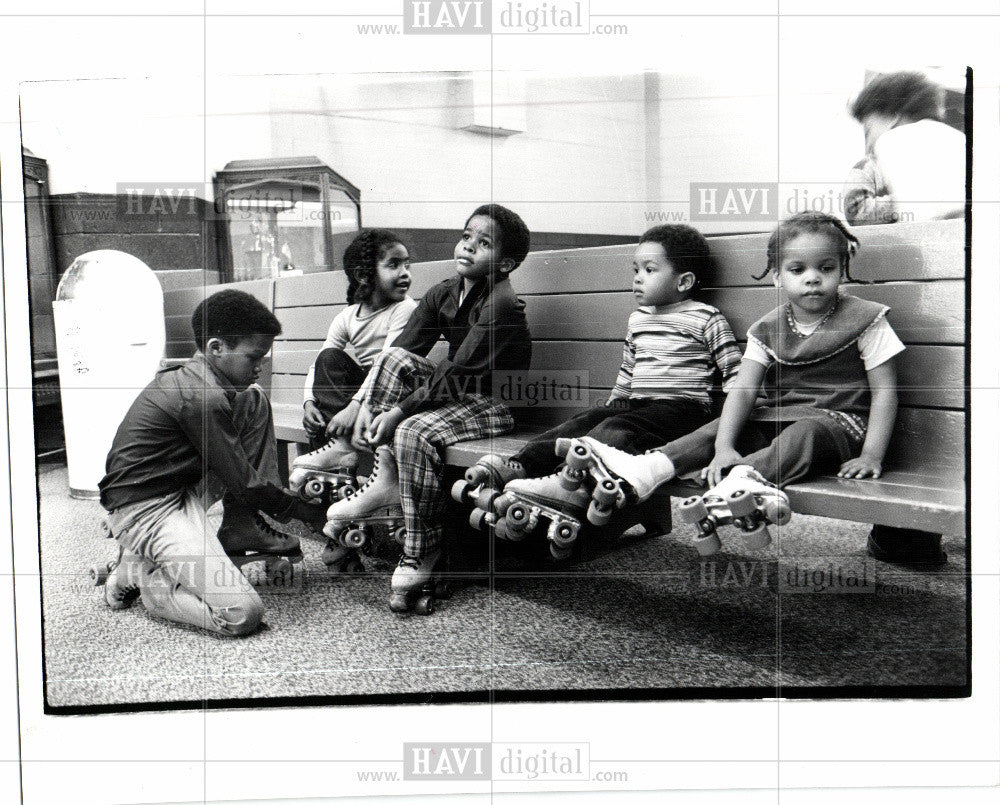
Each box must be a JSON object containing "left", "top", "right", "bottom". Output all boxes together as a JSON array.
[
  {"left": 302, "top": 401, "right": 326, "bottom": 436},
  {"left": 701, "top": 447, "right": 744, "bottom": 487},
  {"left": 366, "top": 407, "right": 406, "bottom": 446},
  {"left": 326, "top": 400, "right": 360, "bottom": 438},
  {"left": 837, "top": 456, "right": 883, "bottom": 479},
  {"left": 351, "top": 404, "right": 373, "bottom": 451}
]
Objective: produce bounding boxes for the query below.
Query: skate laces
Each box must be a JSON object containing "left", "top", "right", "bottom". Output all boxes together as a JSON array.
[
  {"left": 253, "top": 512, "right": 291, "bottom": 541},
  {"left": 355, "top": 451, "right": 383, "bottom": 495},
  {"left": 397, "top": 554, "right": 421, "bottom": 570}
]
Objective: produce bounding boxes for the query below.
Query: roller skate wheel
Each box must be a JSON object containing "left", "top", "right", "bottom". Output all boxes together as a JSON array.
[
  {"left": 678, "top": 496, "right": 709, "bottom": 523},
  {"left": 303, "top": 478, "right": 326, "bottom": 500},
  {"left": 565, "top": 443, "right": 593, "bottom": 470},
  {"left": 391, "top": 526, "right": 407, "bottom": 545},
  {"left": 550, "top": 543, "right": 573, "bottom": 561},
  {"left": 554, "top": 437, "right": 572, "bottom": 458},
  {"left": 342, "top": 527, "right": 367, "bottom": 549},
  {"left": 742, "top": 523, "right": 772, "bottom": 551},
  {"left": 693, "top": 529, "right": 723, "bottom": 556},
  {"left": 414, "top": 596, "right": 435, "bottom": 616},
  {"left": 475, "top": 487, "right": 500, "bottom": 512},
  {"left": 344, "top": 556, "right": 365, "bottom": 575},
  {"left": 433, "top": 580, "right": 452, "bottom": 599},
  {"left": 587, "top": 499, "right": 613, "bottom": 526},
  {"left": 558, "top": 466, "right": 583, "bottom": 491},
  {"left": 764, "top": 499, "right": 792, "bottom": 526},
  {"left": 389, "top": 593, "right": 410, "bottom": 613},
  {"left": 464, "top": 464, "right": 489, "bottom": 486},
  {"left": 451, "top": 478, "right": 472, "bottom": 504},
  {"left": 469, "top": 508, "right": 488, "bottom": 531},
  {"left": 725, "top": 489, "right": 754, "bottom": 517},
  {"left": 593, "top": 479, "right": 620, "bottom": 506},
  {"left": 507, "top": 502, "right": 531, "bottom": 526},
  {"left": 493, "top": 517, "right": 510, "bottom": 540},
  {"left": 549, "top": 520, "right": 580, "bottom": 548},
  {"left": 494, "top": 493, "right": 515, "bottom": 518},
  {"left": 89, "top": 563, "right": 110, "bottom": 586}
]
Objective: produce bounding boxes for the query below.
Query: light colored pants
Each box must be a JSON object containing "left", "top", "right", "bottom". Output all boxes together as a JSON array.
[{"left": 107, "top": 488, "right": 264, "bottom": 636}]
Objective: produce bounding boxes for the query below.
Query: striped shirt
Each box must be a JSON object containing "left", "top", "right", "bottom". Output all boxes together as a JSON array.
[{"left": 609, "top": 300, "right": 742, "bottom": 407}]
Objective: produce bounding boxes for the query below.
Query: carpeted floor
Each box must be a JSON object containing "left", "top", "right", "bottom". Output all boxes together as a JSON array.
[{"left": 35, "top": 461, "right": 968, "bottom": 710}]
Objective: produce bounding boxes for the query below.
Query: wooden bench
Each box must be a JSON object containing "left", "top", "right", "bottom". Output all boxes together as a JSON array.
[{"left": 163, "top": 218, "right": 966, "bottom": 537}]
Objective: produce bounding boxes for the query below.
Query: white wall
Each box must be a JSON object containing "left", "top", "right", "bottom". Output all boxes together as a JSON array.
[{"left": 20, "top": 67, "right": 924, "bottom": 236}]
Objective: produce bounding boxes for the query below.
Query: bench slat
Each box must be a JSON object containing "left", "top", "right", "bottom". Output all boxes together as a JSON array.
[{"left": 163, "top": 279, "right": 273, "bottom": 311}]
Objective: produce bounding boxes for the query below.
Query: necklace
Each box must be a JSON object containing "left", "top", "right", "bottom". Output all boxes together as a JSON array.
[{"left": 785, "top": 295, "right": 838, "bottom": 339}]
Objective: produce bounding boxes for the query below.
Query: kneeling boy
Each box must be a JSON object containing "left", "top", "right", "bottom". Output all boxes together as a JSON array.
[{"left": 98, "top": 289, "right": 327, "bottom": 636}]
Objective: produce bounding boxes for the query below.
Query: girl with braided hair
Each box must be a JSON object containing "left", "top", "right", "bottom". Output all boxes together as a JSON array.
[
  {"left": 556, "top": 212, "right": 905, "bottom": 550},
  {"left": 289, "top": 230, "right": 418, "bottom": 512}
]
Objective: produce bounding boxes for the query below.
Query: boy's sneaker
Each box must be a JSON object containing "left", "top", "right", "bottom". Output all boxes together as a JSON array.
[
  {"left": 320, "top": 540, "right": 364, "bottom": 573},
  {"left": 104, "top": 549, "right": 145, "bottom": 611},
  {"left": 867, "top": 525, "right": 948, "bottom": 568},
  {"left": 571, "top": 437, "right": 675, "bottom": 502},
  {"left": 217, "top": 505, "right": 301, "bottom": 556}
]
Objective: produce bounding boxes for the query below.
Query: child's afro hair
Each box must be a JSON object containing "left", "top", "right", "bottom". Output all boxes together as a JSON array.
[
  {"left": 191, "top": 288, "right": 281, "bottom": 351},
  {"left": 465, "top": 204, "right": 531, "bottom": 270},
  {"left": 638, "top": 224, "right": 714, "bottom": 290}
]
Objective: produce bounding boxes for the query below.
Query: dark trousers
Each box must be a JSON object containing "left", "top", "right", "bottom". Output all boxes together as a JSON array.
[
  {"left": 514, "top": 397, "right": 712, "bottom": 477},
  {"left": 308, "top": 348, "right": 368, "bottom": 447},
  {"left": 659, "top": 415, "right": 860, "bottom": 488}
]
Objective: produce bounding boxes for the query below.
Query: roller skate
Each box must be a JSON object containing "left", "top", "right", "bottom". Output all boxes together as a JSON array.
[
  {"left": 451, "top": 454, "right": 526, "bottom": 514},
  {"left": 322, "top": 445, "right": 406, "bottom": 567},
  {"left": 488, "top": 471, "right": 593, "bottom": 561},
  {"left": 319, "top": 541, "right": 366, "bottom": 576},
  {"left": 217, "top": 505, "right": 305, "bottom": 585},
  {"left": 288, "top": 436, "right": 360, "bottom": 503},
  {"left": 555, "top": 436, "right": 675, "bottom": 514},
  {"left": 677, "top": 465, "right": 791, "bottom": 556},
  {"left": 388, "top": 548, "right": 451, "bottom": 615}
]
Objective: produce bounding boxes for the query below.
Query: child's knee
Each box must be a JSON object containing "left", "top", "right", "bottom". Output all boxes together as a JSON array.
[
  {"left": 394, "top": 417, "right": 430, "bottom": 452},
  {"left": 587, "top": 419, "right": 636, "bottom": 449},
  {"left": 316, "top": 346, "right": 353, "bottom": 368},
  {"left": 221, "top": 595, "right": 265, "bottom": 637}
]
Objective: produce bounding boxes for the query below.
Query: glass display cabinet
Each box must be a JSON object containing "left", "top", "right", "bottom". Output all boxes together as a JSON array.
[{"left": 213, "top": 157, "right": 361, "bottom": 282}]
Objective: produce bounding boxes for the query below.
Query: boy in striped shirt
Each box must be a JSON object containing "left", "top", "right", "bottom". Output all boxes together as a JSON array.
[{"left": 465, "top": 224, "right": 741, "bottom": 494}]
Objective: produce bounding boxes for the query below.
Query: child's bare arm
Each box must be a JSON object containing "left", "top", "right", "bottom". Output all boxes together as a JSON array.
[
  {"left": 704, "top": 357, "right": 766, "bottom": 486},
  {"left": 838, "top": 358, "right": 898, "bottom": 479}
]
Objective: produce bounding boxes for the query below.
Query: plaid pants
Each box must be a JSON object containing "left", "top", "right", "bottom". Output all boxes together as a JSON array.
[{"left": 365, "top": 347, "right": 514, "bottom": 556}]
